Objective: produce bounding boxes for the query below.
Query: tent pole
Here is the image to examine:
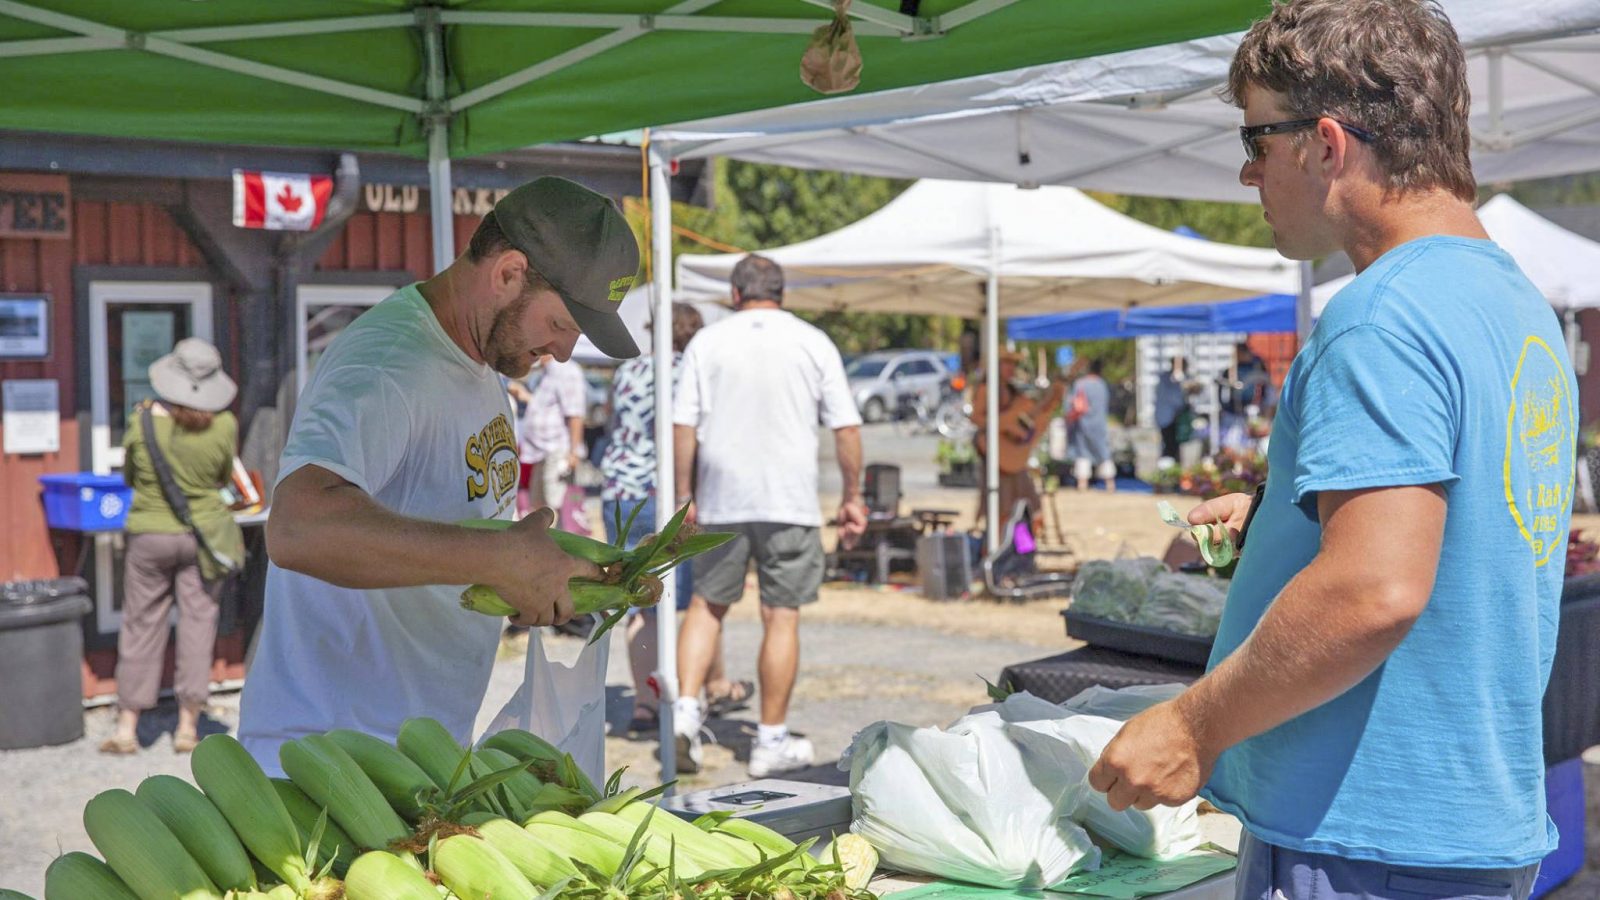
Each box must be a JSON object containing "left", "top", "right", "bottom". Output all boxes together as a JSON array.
[
  {"left": 1295, "top": 259, "right": 1314, "bottom": 343},
  {"left": 648, "top": 146, "right": 679, "bottom": 788},
  {"left": 420, "top": 6, "right": 454, "bottom": 272},
  {"left": 985, "top": 226, "right": 1002, "bottom": 555}
]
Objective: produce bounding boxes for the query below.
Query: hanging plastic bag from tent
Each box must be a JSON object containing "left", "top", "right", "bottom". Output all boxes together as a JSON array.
[
  {"left": 480, "top": 618, "right": 611, "bottom": 785},
  {"left": 801, "top": 0, "right": 863, "bottom": 94}
]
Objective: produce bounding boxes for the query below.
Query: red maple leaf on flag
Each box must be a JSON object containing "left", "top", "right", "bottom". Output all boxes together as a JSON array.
[{"left": 276, "top": 184, "right": 303, "bottom": 213}]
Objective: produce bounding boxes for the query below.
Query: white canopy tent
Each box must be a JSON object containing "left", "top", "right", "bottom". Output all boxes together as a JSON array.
[
  {"left": 657, "top": 0, "right": 1600, "bottom": 204},
  {"left": 673, "top": 178, "right": 1298, "bottom": 557},
  {"left": 674, "top": 179, "right": 1296, "bottom": 316},
  {"left": 1312, "top": 194, "right": 1600, "bottom": 317}
]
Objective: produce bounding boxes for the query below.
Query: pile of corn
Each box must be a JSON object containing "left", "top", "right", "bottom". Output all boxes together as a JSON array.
[
  {"left": 460, "top": 501, "right": 734, "bottom": 643},
  {"left": 9, "top": 718, "right": 879, "bottom": 900}
]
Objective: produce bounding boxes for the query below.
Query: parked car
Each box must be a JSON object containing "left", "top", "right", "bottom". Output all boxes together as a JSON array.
[{"left": 846, "top": 349, "right": 951, "bottom": 423}]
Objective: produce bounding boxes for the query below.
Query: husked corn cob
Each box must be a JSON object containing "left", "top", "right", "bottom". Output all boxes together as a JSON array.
[
  {"left": 522, "top": 814, "right": 625, "bottom": 876},
  {"left": 191, "top": 735, "right": 309, "bottom": 894},
  {"left": 396, "top": 717, "right": 468, "bottom": 793},
  {"left": 135, "top": 775, "right": 256, "bottom": 892},
  {"left": 612, "top": 801, "right": 756, "bottom": 869},
  {"left": 342, "top": 851, "right": 440, "bottom": 900},
  {"left": 324, "top": 729, "right": 438, "bottom": 820},
  {"left": 82, "top": 788, "right": 219, "bottom": 900},
  {"left": 469, "top": 817, "right": 581, "bottom": 888},
  {"left": 433, "top": 835, "right": 536, "bottom": 900},
  {"left": 268, "top": 779, "right": 357, "bottom": 876},
  {"left": 822, "top": 834, "right": 879, "bottom": 890},
  {"left": 43, "top": 851, "right": 138, "bottom": 900},
  {"left": 280, "top": 735, "right": 412, "bottom": 853}
]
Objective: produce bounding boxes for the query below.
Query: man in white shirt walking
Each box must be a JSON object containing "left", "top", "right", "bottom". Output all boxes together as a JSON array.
[{"left": 672, "top": 254, "right": 868, "bottom": 776}]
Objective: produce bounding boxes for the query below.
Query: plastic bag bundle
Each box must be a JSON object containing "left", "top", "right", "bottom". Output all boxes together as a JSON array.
[
  {"left": 1058, "top": 683, "right": 1187, "bottom": 722},
  {"left": 1139, "top": 572, "right": 1228, "bottom": 637},
  {"left": 1069, "top": 557, "right": 1165, "bottom": 622},
  {"left": 843, "top": 690, "right": 1205, "bottom": 889}
]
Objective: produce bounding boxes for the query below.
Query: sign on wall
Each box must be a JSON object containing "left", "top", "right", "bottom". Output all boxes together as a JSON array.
[
  {"left": 2, "top": 379, "right": 60, "bottom": 455},
  {"left": 0, "top": 295, "right": 50, "bottom": 359},
  {"left": 361, "top": 184, "right": 512, "bottom": 217},
  {"left": 0, "top": 174, "right": 70, "bottom": 240}
]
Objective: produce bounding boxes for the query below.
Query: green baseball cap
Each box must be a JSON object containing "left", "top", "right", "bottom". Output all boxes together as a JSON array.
[{"left": 492, "top": 176, "right": 641, "bottom": 359}]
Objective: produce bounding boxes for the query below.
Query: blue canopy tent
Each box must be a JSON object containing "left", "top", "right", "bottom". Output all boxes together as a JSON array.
[
  {"left": 1006, "top": 291, "right": 1294, "bottom": 340},
  {"left": 1008, "top": 226, "right": 1295, "bottom": 340}
]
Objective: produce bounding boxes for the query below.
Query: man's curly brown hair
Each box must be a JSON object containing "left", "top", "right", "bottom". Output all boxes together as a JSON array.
[{"left": 1226, "top": 0, "right": 1475, "bottom": 201}]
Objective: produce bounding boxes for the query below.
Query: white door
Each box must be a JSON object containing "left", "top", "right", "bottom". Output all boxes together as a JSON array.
[
  {"left": 296, "top": 284, "right": 391, "bottom": 395},
  {"left": 87, "top": 281, "right": 213, "bottom": 635}
]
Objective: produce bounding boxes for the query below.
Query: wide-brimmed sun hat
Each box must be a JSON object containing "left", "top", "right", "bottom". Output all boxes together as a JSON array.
[{"left": 148, "top": 337, "right": 237, "bottom": 413}]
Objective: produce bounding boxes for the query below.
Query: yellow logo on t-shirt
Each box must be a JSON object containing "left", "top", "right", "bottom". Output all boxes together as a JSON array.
[
  {"left": 1503, "top": 335, "right": 1575, "bottom": 566},
  {"left": 465, "top": 413, "right": 519, "bottom": 505}
]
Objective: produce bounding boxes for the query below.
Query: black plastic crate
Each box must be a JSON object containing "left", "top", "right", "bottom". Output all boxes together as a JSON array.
[{"left": 1061, "top": 609, "right": 1215, "bottom": 667}]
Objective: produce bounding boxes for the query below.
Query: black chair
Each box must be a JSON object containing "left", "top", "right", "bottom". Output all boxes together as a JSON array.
[{"left": 829, "top": 464, "right": 958, "bottom": 584}]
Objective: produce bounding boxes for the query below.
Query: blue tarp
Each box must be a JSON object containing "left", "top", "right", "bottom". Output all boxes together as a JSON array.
[{"left": 1007, "top": 292, "right": 1295, "bottom": 340}]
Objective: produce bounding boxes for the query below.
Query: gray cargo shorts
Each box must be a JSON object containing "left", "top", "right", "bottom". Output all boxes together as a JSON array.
[
  {"left": 1236, "top": 833, "right": 1540, "bottom": 900},
  {"left": 693, "top": 522, "right": 824, "bottom": 609}
]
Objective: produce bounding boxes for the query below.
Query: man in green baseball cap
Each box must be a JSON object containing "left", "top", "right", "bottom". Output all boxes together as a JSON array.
[{"left": 243, "top": 176, "right": 639, "bottom": 774}]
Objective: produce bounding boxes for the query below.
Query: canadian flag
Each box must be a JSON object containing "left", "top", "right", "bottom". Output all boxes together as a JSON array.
[{"left": 232, "top": 170, "right": 333, "bottom": 231}]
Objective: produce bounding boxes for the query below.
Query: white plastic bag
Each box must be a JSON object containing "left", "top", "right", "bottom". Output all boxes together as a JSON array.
[
  {"left": 845, "top": 718, "right": 1101, "bottom": 890},
  {"left": 1059, "top": 683, "right": 1188, "bottom": 722},
  {"left": 479, "top": 619, "right": 611, "bottom": 785},
  {"left": 842, "top": 691, "right": 1203, "bottom": 888}
]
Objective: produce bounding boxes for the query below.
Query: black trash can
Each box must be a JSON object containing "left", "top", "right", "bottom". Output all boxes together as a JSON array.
[{"left": 0, "top": 577, "right": 91, "bottom": 750}]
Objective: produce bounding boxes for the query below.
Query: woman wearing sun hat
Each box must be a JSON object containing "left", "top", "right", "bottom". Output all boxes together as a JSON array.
[{"left": 100, "top": 337, "right": 243, "bottom": 755}]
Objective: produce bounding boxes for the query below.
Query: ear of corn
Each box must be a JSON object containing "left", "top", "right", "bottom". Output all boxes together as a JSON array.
[
  {"left": 82, "top": 788, "right": 219, "bottom": 900},
  {"left": 711, "top": 816, "right": 798, "bottom": 859},
  {"left": 191, "top": 734, "right": 310, "bottom": 894},
  {"left": 612, "top": 801, "right": 756, "bottom": 870},
  {"left": 523, "top": 818, "right": 625, "bottom": 876},
  {"left": 579, "top": 810, "right": 712, "bottom": 880},
  {"left": 323, "top": 729, "right": 438, "bottom": 821},
  {"left": 43, "top": 851, "right": 138, "bottom": 900},
  {"left": 341, "top": 851, "right": 441, "bottom": 900},
  {"left": 279, "top": 735, "right": 412, "bottom": 854},
  {"left": 268, "top": 779, "right": 357, "bottom": 876},
  {"left": 474, "top": 747, "right": 543, "bottom": 818},
  {"left": 482, "top": 729, "right": 599, "bottom": 801},
  {"left": 471, "top": 817, "right": 581, "bottom": 888},
  {"left": 134, "top": 774, "right": 256, "bottom": 892},
  {"left": 433, "top": 835, "right": 536, "bottom": 900},
  {"left": 396, "top": 717, "right": 468, "bottom": 794}
]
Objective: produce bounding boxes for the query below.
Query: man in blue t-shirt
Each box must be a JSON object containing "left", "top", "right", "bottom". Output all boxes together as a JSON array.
[{"left": 1087, "top": 3, "right": 1575, "bottom": 899}]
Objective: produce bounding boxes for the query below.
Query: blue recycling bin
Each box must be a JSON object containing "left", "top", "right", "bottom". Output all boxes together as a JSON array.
[{"left": 38, "top": 473, "right": 132, "bottom": 531}]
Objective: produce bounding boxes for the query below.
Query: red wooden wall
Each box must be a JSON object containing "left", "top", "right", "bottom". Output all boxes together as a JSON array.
[
  {"left": 0, "top": 198, "right": 205, "bottom": 581},
  {"left": 315, "top": 210, "right": 482, "bottom": 279}
]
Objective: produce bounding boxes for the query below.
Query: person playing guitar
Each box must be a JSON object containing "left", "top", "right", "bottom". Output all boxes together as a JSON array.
[{"left": 970, "top": 350, "right": 1067, "bottom": 541}]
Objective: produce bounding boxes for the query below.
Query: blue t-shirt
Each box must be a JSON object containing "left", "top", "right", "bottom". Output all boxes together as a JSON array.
[{"left": 1201, "top": 236, "right": 1574, "bottom": 867}]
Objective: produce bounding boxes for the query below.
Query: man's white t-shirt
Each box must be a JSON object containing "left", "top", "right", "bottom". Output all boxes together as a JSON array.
[
  {"left": 673, "top": 308, "right": 860, "bottom": 526},
  {"left": 239, "top": 284, "right": 516, "bottom": 774}
]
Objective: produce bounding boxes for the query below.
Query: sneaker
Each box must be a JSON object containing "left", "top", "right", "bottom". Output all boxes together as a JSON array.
[
  {"left": 748, "top": 734, "right": 815, "bottom": 778},
  {"left": 672, "top": 698, "right": 707, "bottom": 774}
]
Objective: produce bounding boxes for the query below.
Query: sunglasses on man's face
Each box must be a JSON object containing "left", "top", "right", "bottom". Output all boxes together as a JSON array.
[{"left": 1239, "top": 117, "right": 1376, "bottom": 164}]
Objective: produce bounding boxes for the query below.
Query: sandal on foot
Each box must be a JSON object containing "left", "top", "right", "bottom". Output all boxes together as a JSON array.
[
  {"left": 98, "top": 736, "right": 138, "bottom": 755},
  {"left": 173, "top": 731, "right": 199, "bottom": 754},
  {"left": 626, "top": 709, "right": 660, "bottom": 735},
  {"left": 706, "top": 679, "right": 755, "bottom": 716}
]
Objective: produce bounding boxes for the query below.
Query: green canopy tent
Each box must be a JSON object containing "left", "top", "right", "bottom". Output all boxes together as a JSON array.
[{"left": 1, "top": 0, "right": 1269, "bottom": 780}]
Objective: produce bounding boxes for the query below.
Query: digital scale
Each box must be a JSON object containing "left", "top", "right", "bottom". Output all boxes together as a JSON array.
[{"left": 657, "top": 779, "right": 853, "bottom": 849}]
